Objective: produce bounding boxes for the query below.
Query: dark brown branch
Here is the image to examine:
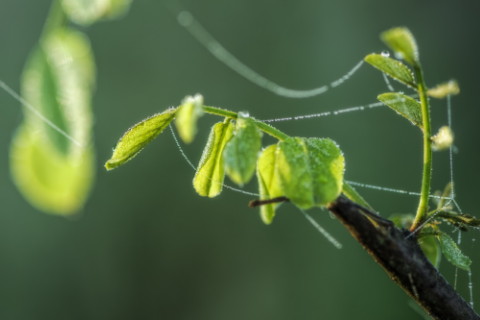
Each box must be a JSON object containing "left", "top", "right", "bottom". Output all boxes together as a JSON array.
[{"left": 328, "top": 195, "right": 479, "bottom": 320}]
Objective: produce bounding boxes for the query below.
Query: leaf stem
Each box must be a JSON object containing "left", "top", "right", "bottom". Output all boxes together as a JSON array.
[
  {"left": 411, "top": 65, "right": 432, "bottom": 231},
  {"left": 203, "top": 105, "right": 289, "bottom": 141},
  {"left": 41, "top": 0, "right": 66, "bottom": 41}
]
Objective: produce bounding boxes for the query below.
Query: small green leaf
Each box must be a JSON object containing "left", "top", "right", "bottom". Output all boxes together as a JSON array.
[
  {"left": 174, "top": 94, "right": 204, "bottom": 144},
  {"left": 381, "top": 27, "right": 419, "bottom": 66},
  {"left": 364, "top": 53, "right": 416, "bottom": 88},
  {"left": 193, "top": 120, "right": 234, "bottom": 198},
  {"left": 62, "top": 0, "right": 132, "bottom": 25},
  {"left": 437, "top": 233, "right": 471, "bottom": 271},
  {"left": 276, "top": 137, "right": 344, "bottom": 209},
  {"left": 428, "top": 80, "right": 460, "bottom": 99},
  {"left": 10, "top": 125, "right": 94, "bottom": 215},
  {"left": 105, "top": 108, "right": 177, "bottom": 170},
  {"left": 419, "top": 235, "right": 441, "bottom": 268},
  {"left": 224, "top": 114, "right": 262, "bottom": 186},
  {"left": 256, "top": 145, "right": 283, "bottom": 224},
  {"left": 377, "top": 92, "right": 422, "bottom": 128}
]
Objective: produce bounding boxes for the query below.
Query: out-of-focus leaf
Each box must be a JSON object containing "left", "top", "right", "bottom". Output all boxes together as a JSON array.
[
  {"left": 431, "top": 126, "right": 454, "bottom": 151},
  {"left": 105, "top": 108, "right": 177, "bottom": 170},
  {"left": 193, "top": 120, "right": 234, "bottom": 198},
  {"left": 22, "top": 28, "right": 95, "bottom": 155},
  {"left": 437, "top": 233, "right": 471, "bottom": 271},
  {"left": 276, "top": 137, "right": 344, "bottom": 209},
  {"left": 62, "top": 0, "right": 132, "bottom": 25},
  {"left": 256, "top": 145, "right": 283, "bottom": 224},
  {"left": 175, "top": 94, "right": 204, "bottom": 144},
  {"left": 10, "top": 125, "right": 94, "bottom": 215},
  {"left": 224, "top": 114, "right": 262, "bottom": 186},
  {"left": 428, "top": 80, "right": 460, "bottom": 99},
  {"left": 419, "top": 235, "right": 441, "bottom": 268},
  {"left": 381, "top": 27, "right": 419, "bottom": 66},
  {"left": 377, "top": 92, "right": 422, "bottom": 128},
  {"left": 364, "top": 53, "right": 416, "bottom": 88}
]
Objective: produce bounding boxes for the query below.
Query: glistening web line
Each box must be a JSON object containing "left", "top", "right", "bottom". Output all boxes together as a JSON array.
[
  {"left": 300, "top": 208, "right": 342, "bottom": 249},
  {"left": 0, "top": 80, "right": 82, "bottom": 147},
  {"left": 175, "top": 10, "right": 364, "bottom": 99},
  {"left": 262, "top": 101, "right": 385, "bottom": 123}
]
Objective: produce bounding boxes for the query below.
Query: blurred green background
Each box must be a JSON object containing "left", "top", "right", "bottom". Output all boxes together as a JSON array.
[{"left": 1, "top": 0, "right": 479, "bottom": 319}]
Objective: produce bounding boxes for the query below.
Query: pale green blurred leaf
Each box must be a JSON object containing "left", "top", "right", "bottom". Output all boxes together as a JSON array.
[
  {"left": 364, "top": 53, "right": 416, "bottom": 88},
  {"left": 21, "top": 28, "right": 95, "bottom": 155},
  {"left": 381, "top": 27, "right": 419, "bottom": 66},
  {"left": 174, "top": 94, "right": 204, "bottom": 144},
  {"left": 193, "top": 120, "right": 234, "bottom": 198},
  {"left": 438, "top": 233, "right": 471, "bottom": 271},
  {"left": 428, "top": 80, "right": 460, "bottom": 99},
  {"left": 419, "top": 235, "right": 441, "bottom": 268},
  {"left": 276, "top": 137, "right": 344, "bottom": 209},
  {"left": 105, "top": 108, "right": 177, "bottom": 170},
  {"left": 62, "top": 0, "right": 132, "bottom": 25},
  {"left": 224, "top": 115, "right": 262, "bottom": 186},
  {"left": 431, "top": 126, "right": 454, "bottom": 151},
  {"left": 256, "top": 145, "right": 283, "bottom": 224},
  {"left": 10, "top": 125, "right": 94, "bottom": 215},
  {"left": 377, "top": 92, "right": 422, "bottom": 128}
]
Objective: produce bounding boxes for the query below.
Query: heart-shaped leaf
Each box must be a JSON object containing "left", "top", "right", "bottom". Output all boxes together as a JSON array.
[
  {"left": 105, "top": 108, "right": 177, "bottom": 170},
  {"left": 377, "top": 92, "right": 422, "bottom": 128},
  {"left": 381, "top": 27, "right": 419, "bottom": 66},
  {"left": 175, "top": 94, "right": 204, "bottom": 144},
  {"left": 276, "top": 137, "right": 344, "bottom": 209},
  {"left": 224, "top": 114, "right": 262, "bottom": 186},
  {"left": 193, "top": 120, "right": 234, "bottom": 197},
  {"left": 364, "top": 53, "right": 416, "bottom": 88}
]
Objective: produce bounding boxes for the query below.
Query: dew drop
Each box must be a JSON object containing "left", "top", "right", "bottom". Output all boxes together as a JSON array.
[{"left": 381, "top": 51, "right": 390, "bottom": 57}]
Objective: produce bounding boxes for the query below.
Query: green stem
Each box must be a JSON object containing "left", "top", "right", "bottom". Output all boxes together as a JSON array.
[
  {"left": 203, "top": 105, "right": 289, "bottom": 141},
  {"left": 411, "top": 65, "right": 432, "bottom": 231},
  {"left": 41, "top": 0, "right": 66, "bottom": 41}
]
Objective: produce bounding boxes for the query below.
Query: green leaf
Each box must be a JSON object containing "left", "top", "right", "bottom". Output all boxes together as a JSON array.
[
  {"left": 256, "top": 145, "right": 283, "bottom": 224},
  {"left": 105, "top": 108, "right": 177, "bottom": 170},
  {"left": 381, "top": 27, "right": 419, "bottom": 66},
  {"left": 364, "top": 53, "right": 416, "bottom": 88},
  {"left": 21, "top": 28, "right": 95, "bottom": 155},
  {"left": 437, "top": 233, "right": 471, "bottom": 271},
  {"left": 10, "top": 125, "right": 95, "bottom": 215},
  {"left": 174, "top": 94, "right": 204, "bottom": 144},
  {"left": 61, "top": 0, "right": 132, "bottom": 25},
  {"left": 377, "top": 92, "right": 422, "bottom": 128},
  {"left": 276, "top": 137, "right": 344, "bottom": 209},
  {"left": 224, "top": 114, "right": 262, "bottom": 186},
  {"left": 193, "top": 120, "right": 234, "bottom": 197},
  {"left": 419, "top": 235, "right": 441, "bottom": 268}
]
